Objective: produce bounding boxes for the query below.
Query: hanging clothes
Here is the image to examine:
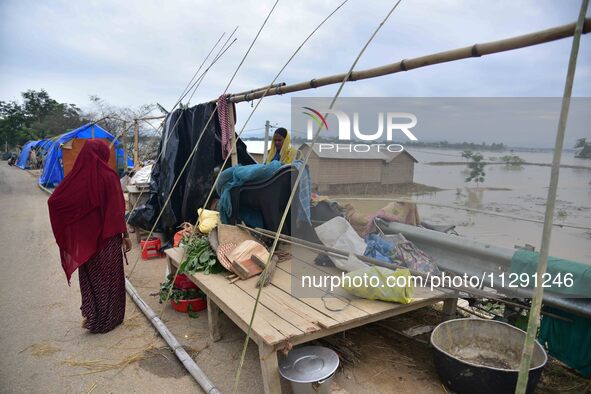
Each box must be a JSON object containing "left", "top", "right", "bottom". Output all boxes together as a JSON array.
[
  {"left": 138, "top": 102, "right": 255, "bottom": 233},
  {"left": 217, "top": 94, "right": 233, "bottom": 160}
]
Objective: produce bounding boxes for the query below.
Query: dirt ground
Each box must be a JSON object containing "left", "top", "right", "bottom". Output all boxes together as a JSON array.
[{"left": 1, "top": 163, "right": 588, "bottom": 393}]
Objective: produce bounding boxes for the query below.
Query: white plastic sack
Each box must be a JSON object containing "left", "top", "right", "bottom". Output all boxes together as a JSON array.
[
  {"left": 130, "top": 164, "right": 153, "bottom": 185},
  {"left": 314, "top": 217, "right": 369, "bottom": 272}
]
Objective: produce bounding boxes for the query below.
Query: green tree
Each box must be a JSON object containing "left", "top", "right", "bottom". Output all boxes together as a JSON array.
[
  {"left": 500, "top": 154, "right": 525, "bottom": 167},
  {"left": 465, "top": 152, "right": 486, "bottom": 187},
  {"left": 0, "top": 89, "right": 87, "bottom": 149},
  {"left": 461, "top": 150, "right": 473, "bottom": 160}
]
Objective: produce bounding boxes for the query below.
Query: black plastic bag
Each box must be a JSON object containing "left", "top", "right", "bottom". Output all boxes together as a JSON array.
[
  {"left": 147, "top": 102, "right": 254, "bottom": 235},
  {"left": 127, "top": 195, "right": 163, "bottom": 232}
]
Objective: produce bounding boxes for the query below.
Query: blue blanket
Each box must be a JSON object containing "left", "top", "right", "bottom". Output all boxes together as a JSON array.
[
  {"left": 216, "top": 161, "right": 312, "bottom": 228},
  {"left": 292, "top": 160, "right": 311, "bottom": 225},
  {"left": 216, "top": 161, "right": 283, "bottom": 227}
]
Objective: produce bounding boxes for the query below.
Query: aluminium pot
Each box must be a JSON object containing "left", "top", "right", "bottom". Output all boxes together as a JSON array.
[
  {"left": 279, "top": 346, "right": 339, "bottom": 394},
  {"left": 431, "top": 318, "right": 547, "bottom": 394}
]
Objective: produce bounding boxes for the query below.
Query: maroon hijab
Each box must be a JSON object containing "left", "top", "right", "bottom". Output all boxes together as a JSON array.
[{"left": 48, "top": 139, "right": 127, "bottom": 283}]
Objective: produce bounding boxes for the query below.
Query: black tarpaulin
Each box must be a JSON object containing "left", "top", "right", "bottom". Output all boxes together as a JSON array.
[{"left": 129, "top": 101, "right": 254, "bottom": 234}]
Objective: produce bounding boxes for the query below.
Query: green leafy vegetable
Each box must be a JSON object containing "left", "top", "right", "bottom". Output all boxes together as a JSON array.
[{"left": 181, "top": 236, "right": 224, "bottom": 275}]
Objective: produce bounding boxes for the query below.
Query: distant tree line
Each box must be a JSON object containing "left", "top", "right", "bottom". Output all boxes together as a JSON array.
[
  {"left": 0, "top": 89, "right": 88, "bottom": 148},
  {"left": 404, "top": 140, "right": 506, "bottom": 151},
  {"left": 1, "top": 89, "right": 160, "bottom": 161},
  {"left": 281, "top": 136, "right": 507, "bottom": 150}
]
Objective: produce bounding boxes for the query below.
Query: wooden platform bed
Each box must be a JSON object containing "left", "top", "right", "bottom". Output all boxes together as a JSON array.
[{"left": 166, "top": 245, "right": 454, "bottom": 394}]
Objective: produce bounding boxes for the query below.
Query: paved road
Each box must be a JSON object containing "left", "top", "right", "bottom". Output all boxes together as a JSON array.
[{"left": 0, "top": 164, "right": 262, "bottom": 393}]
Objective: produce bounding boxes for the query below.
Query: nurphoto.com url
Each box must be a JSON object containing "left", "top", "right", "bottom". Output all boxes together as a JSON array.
[{"left": 301, "top": 271, "right": 576, "bottom": 293}]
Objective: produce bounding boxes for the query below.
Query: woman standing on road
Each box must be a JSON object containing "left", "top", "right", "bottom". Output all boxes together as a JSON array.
[{"left": 48, "top": 139, "right": 131, "bottom": 333}]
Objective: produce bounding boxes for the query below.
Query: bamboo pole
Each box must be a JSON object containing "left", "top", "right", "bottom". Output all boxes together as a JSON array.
[
  {"left": 125, "top": 279, "right": 220, "bottom": 394},
  {"left": 262, "top": 120, "right": 270, "bottom": 163},
  {"left": 226, "top": 18, "right": 591, "bottom": 104},
  {"left": 136, "top": 115, "right": 166, "bottom": 121},
  {"left": 230, "top": 82, "right": 286, "bottom": 101},
  {"left": 133, "top": 119, "right": 139, "bottom": 166},
  {"left": 36, "top": 185, "right": 220, "bottom": 393},
  {"left": 234, "top": 2, "right": 401, "bottom": 391},
  {"left": 122, "top": 121, "right": 128, "bottom": 172},
  {"left": 515, "top": 1, "right": 588, "bottom": 392}
]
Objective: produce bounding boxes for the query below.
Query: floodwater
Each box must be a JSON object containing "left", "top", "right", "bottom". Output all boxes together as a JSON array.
[{"left": 342, "top": 148, "right": 591, "bottom": 263}]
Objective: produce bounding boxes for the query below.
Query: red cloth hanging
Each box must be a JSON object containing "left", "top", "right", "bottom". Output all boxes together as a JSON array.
[{"left": 217, "top": 94, "right": 232, "bottom": 159}]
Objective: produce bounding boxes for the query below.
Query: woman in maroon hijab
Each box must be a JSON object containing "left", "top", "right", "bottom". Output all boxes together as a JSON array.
[{"left": 48, "top": 139, "right": 131, "bottom": 333}]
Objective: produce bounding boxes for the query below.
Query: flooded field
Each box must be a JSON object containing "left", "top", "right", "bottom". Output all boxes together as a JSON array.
[{"left": 337, "top": 148, "right": 591, "bottom": 263}]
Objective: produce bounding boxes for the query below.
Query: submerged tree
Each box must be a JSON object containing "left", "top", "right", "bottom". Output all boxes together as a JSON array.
[
  {"left": 500, "top": 154, "right": 525, "bottom": 167},
  {"left": 575, "top": 138, "right": 591, "bottom": 159},
  {"left": 461, "top": 150, "right": 473, "bottom": 160},
  {"left": 465, "top": 152, "right": 486, "bottom": 187}
]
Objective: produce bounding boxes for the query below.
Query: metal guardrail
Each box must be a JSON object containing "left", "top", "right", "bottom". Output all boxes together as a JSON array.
[{"left": 376, "top": 219, "right": 591, "bottom": 318}]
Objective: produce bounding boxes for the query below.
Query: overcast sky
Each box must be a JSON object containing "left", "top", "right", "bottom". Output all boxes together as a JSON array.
[{"left": 1, "top": 0, "right": 589, "bottom": 147}]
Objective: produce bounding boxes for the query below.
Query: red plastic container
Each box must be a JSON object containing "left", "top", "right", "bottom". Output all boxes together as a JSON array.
[
  {"left": 170, "top": 297, "right": 207, "bottom": 313},
  {"left": 140, "top": 237, "right": 164, "bottom": 260},
  {"left": 173, "top": 274, "right": 198, "bottom": 289}
]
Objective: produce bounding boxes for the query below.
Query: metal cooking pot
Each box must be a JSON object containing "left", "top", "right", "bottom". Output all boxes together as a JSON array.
[
  {"left": 431, "top": 318, "right": 547, "bottom": 394},
  {"left": 279, "top": 346, "right": 339, "bottom": 394}
]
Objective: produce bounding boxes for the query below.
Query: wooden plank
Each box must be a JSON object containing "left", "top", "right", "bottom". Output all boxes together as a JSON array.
[
  {"left": 133, "top": 120, "right": 139, "bottom": 166},
  {"left": 258, "top": 281, "right": 340, "bottom": 329},
  {"left": 207, "top": 298, "right": 222, "bottom": 341},
  {"left": 287, "top": 294, "right": 445, "bottom": 347},
  {"left": 165, "top": 247, "right": 184, "bottom": 262},
  {"left": 272, "top": 264, "right": 369, "bottom": 323},
  {"left": 258, "top": 343, "right": 282, "bottom": 394},
  {"left": 234, "top": 276, "right": 337, "bottom": 333},
  {"left": 166, "top": 249, "right": 302, "bottom": 345},
  {"left": 166, "top": 247, "right": 445, "bottom": 347},
  {"left": 195, "top": 272, "right": 304, "bottom": 344}
]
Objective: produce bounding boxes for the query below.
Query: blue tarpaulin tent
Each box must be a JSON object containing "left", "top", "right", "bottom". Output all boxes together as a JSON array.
[
  {"left": 36, "top": 139, "right": 54, "bottom": 158},
  {"left": 16, "top": 140, "right": 40, "bottom": 169},
  {"left": 39, "top": 123, "right": 133, "bottom": 187}
]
